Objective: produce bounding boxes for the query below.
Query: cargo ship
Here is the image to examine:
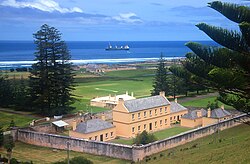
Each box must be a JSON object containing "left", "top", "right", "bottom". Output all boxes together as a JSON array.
[{"left": 105, "top": 43, "right": 129, "bottom": 50}]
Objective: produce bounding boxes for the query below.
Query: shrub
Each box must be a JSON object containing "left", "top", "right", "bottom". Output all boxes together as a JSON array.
[
  {"left": 133, "top": 130, "right": 157, "bottom": 145},
  {"left": 53, "top": 156, "right": 93, "bottom": 164},
  {"left": 10, "top": 158, "right": 18, "bottom": 164}
]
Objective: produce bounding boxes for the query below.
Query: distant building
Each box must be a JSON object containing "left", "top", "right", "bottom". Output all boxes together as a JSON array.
[
  {"left": 69, "top": 119, "right": 116, "bottom": 142},
  {"left": 90, "top": 91, "right": 136, "bottom": 109},
  {"left": 112, "top": 92, "right": 188, "bottom": 138},
  {"left": 86, "top": 64, "right": 104, "bottom": 73},
  {"left": 181, "top": 105, "right": 232, "bottom": 128}
]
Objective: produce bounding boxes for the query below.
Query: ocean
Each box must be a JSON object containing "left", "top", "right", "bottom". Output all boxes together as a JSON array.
[{"left": 0, "top": 41, "right": 217, "bottom": 68}]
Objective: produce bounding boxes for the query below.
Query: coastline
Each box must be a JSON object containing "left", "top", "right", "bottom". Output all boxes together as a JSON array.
[{"left": 0, "top": 57, "right": 185, "bottom": 69}]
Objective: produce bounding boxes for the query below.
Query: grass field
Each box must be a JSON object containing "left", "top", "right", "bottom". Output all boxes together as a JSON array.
[
  {"left": 142, "top": 124, "right": 250, "bottom": 164},
  {"left": 0, "top": 142, "right": 129, "bottom": 164},
  {"left": 72, "top": 69, "right": 155, "bottom": 113},
  {"left": 0, "top": 111, "right": 34, "bottom": 130},
  {"left": 180, "top": 96, "right": 234, "bottom": 110},
  {"left": 111, "top": 126, "right": 192, "bottom": 145}
]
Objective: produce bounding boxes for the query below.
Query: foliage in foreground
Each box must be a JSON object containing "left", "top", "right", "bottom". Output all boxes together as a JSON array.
[
  {"left": 172, "top": 1, "right": 250, "bottom": 113},
  {"left": 133, "top": 130, "right": 157, "bottom": 145},
  {"left": 0, "top": 125, "right": 3, "bottom": 147},
  {"left": 53, "top": 156, "right": 93, "bottom": 164}
]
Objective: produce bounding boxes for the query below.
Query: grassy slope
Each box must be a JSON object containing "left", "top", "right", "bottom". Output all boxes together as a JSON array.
[
  {"left": 0, "top": 124, "right": 248, "bottom": 164},
  {"left": 0, "top": 111, "right": 34, "bottom": 130},
  {"left": 143, "top": 124, "right": 250, "bottom": 164},
  {"left": 0, "top": 142, "right": 129, "bottom": 164},
  {"left": 111, "top": 126, "right": 192, "bottom": 145},
  {"left": 180, "top": 96, "right": 234, "bottom": 110}
]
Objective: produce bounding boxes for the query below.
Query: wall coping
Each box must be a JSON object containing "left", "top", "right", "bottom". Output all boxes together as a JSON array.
[{"left": 18, "top": 129, "right": 133, "bottom": 148}]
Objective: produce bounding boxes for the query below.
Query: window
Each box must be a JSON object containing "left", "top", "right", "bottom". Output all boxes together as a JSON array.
[
  {"left": 165, "top": 107, "right": 167, "bottom": 113},
  {"left": 105, "top": 133, "right": 108, "bottom": 138},
  {"left": 160, "top": 108, "right": 162, "bottom": 114},
  {"left": 138, "top": 126, "right": 141, "bottom": 131},
  {"left": 165, "top": 119, "right": 167, "bottom": 124},
  {"left": 138, "top": 113, "right": 141, "bottom": 119},
  {"left": 111, "top": 132, "right": 113, "bottom": 137},
  {"left": 132, "top": 114, "right": 135, "bottom": 120},
  {"left": 150, "top": 110, "right": 152, "bottom": 116},
  {"left": 144, "top": 124, "right": 146, "bottom": 130},
  {"left": 132, "top": 127, "right": 135, "bottom": 133},
  {"left": 95, "top": 136, "right": 97, "bottom": 140},
  {"left": 155, "top": 109, "right": 157, "bottom": 115},
  {"left": 174, "top": 116, "right": 176, "bottom": 120},
  {"left": 144, "top": 111, "right": 147, "bottom": 117},
  {"left": 89, "top": 137, "right": 92, "bottom": 140},
  {"left": 160, "top": 120, "right": 162, "bottom": 125},
  {"left": 170, "top": 117, "right": 172, "bottom": 120},
  {"left": 155, "top": 121, "right": 157, "bottom": 127}
]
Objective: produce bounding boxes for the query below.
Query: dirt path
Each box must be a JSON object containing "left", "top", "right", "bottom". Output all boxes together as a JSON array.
[
  {"left": 177, "top": 92, "right": 218, "bottom": 103},
  {"left": 0, "top": 108, "right": 42, "bottom": 119}
]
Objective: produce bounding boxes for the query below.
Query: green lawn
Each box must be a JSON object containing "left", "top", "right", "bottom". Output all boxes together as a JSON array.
[
  {"left": 180, "top": 96, "right": 234, "bottom": 110},
  {"left": 142, "top": 124, "right": 250, "bottom": 164},
  {"left": 0, "top": 111, "right": 35, "bottom": 130},
  {"left": 72, "top": 69, "right": 155, "bottom": 113},
  {"left": 0, "top": 142, "right": 129, "bottom": 164},
  {"left": 111, "top": 126, "right": 192, "bottom": 145}
]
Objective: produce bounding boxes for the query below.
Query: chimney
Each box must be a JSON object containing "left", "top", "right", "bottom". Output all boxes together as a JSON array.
[
  {"left": 207, "top": 108, "right": 211, "bottom": 118},
  {"left": 109, "top": 94, "right": 111, "bottom": 100},
  {"left": 131, "top": 92, "right": 134, "bottom": 97},
  {"left": 118, "top": 98, "right": 124, "bottom": 105},
  {"left": 126, "top": 91, "right": 128, "bottom": 95},
  {"left": 72, "top": 120, "right": 77, "bottom": 131},
  {"left": 101, "top": 114, "right": 106, "bottom": 121},
  {"left": 197, "top": 110, "right": 202, "bottom": 117},
  {"left": 174, "top": 98, "right": 178, "bottom": 103},
  {"left": 159, "top": 91, "right": 165, "bottom": 97},
  {"left": 221, "top": 104, "right": 224, "bottom": 110}
]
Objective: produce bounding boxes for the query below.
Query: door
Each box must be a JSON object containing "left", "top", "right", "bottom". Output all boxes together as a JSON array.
[
  {"left": 100, "top": 134, "right": 103, "bottom": 141},
  {"left": 149, "top": 123, "right": 152, "bottom": 130}
]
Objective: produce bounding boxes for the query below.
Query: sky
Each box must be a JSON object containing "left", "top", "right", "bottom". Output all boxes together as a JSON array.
[{"left": 0, "top": 0, "right": 249, "bottom": 41}]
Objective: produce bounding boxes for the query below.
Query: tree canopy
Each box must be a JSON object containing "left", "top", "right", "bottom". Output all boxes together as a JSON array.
[
  {"left": 133, "top": 130, "right": 157, "bottom": 145},
  {"left": 180, "top": 1, "right": 250, "bottom": 114},
  {"left": 29, "top": 24, "right": 75, "bottom": 116},
  {"left": 151, "top": 54, "right": 169, "bottom": 96}
]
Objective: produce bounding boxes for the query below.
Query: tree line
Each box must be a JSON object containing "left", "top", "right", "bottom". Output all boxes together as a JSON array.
[{"left": 0, "top": 24, "right": 75, "bottom": 116}]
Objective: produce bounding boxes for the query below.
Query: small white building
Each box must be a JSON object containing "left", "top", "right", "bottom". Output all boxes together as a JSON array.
[
  {"left": 52, "top": 120, "right": 69, "bottom": 132},
  {"left": 90, "top": 91, "right": 136, "bottom": 109}
]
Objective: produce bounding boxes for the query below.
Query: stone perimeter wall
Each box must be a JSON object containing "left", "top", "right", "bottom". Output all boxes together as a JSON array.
[{"left": 15, "top": 114, "right": 248, "bottom": 162}]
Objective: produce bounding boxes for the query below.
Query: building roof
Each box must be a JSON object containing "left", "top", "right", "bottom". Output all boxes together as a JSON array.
[
  {"left": 91, "top": 93, "right": 135, "bottom": 103},
  {"left": 211, "top": 108, "right": 231, "bottom": 118},
  {"left": 170, "top": 101, "right": 188, "bottom": 113},
  {"left": 182, "top": 108, "right": 207, "bottom": 120},
  {"left": 124, "top": 95, "right": 170, "bottom": 112},
  {"left": 52, "top": 120, "right": 69, "bottom": 127},
  {"left": 75, "top": 119, "right": 114, "bottom": 134}
]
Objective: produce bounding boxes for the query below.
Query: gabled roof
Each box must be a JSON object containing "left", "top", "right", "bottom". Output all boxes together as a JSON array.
[
  {"left": 75, "top": 119, "right": 114, "bottom": 134},
  {"left": 124, "top": 95, "right": 170, "bottom": 113},
  {"left": 52, "top": 120, "right": 69, "bottom": 127},
  {"left": 211, "top": 108, "right": 231, "bottom": 118},
  {"left": 182, "top": 108, "right": 207, "bottom": 120},
  {"left": 170, "top": 101, "right": 188, "bottom": 113}
]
